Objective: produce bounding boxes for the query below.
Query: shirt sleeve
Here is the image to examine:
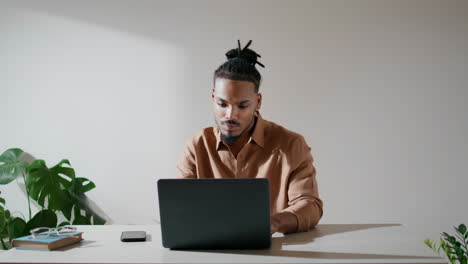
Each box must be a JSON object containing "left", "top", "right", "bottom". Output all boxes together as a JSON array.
[
  {"left": 176, "top": 137, "right": 198, "bottom": 179},
  {"left": 281, "top": 136, "right": 323, "bottom": 232}
]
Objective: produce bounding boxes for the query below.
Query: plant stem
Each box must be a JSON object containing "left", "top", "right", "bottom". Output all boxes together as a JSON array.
[
  {"left": 22, "top": 173, "right": 32, "bottom": 220},
  {"left": 0, "top": 237, "right": 7, "bottom": 250}
]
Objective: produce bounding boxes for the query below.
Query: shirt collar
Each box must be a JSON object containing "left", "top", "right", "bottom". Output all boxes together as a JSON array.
[
  {"left": 215, "top": 113, "right": 265, "bottom": 150},
  {"left": 251, "top": 113, "right": 265, "bottom": 148}
]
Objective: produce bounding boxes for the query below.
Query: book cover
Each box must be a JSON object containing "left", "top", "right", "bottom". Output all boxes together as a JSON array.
[{"left": 12, "top": 232, "right": 83, "bottom": 250}]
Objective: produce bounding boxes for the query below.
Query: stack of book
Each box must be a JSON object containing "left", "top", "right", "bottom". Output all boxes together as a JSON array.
[{"left": 12, "top": 232, "right": 83, "bottom": 251}]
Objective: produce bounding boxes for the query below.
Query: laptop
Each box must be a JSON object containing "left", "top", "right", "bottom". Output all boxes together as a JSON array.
[{"left": 157, "top": 178, "right": 271, "bottom": 249}]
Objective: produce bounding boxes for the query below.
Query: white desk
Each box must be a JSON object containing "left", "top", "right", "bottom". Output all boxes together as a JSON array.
[{"left": 0, "top": 224, "right": 446, "bottom": 264}]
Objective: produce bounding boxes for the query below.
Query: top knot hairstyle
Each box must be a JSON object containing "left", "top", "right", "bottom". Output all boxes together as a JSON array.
[{"left": 214, "top": 40, "right": 265, "bottom": 93}]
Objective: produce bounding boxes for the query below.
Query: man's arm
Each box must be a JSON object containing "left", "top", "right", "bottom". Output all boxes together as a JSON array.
[
  {"left": 176, "top": 138, "right": 198, "bottom": 179},
  {"left": 270, "top": 211, "right": 298, "bottom": 234},
  {"left": 276, "top": 136, "right": 323, "bottom": 233}
]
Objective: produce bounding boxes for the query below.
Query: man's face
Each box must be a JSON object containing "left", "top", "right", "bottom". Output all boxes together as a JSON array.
[{"left": 212, "top": 78, "right": 262, "bottom": 144}]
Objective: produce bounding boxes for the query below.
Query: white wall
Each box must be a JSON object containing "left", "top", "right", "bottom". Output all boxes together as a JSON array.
[{"left": 1, "top": 0, "right": 467, "bottom": 239}]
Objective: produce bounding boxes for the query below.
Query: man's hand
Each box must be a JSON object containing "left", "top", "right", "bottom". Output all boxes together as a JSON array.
[{"left": 270, "top": 211, "right": 299, "bottom": 234}]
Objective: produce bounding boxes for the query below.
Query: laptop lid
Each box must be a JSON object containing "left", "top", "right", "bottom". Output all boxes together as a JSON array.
[{"left": 157, "top": 178, "right": 271, "bottom": 249}]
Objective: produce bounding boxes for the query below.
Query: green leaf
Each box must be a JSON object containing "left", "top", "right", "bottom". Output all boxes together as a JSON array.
[
  {"left": 25, "top": 160, "right": 74, "bottom": 212},
  {"left": 72, "top": 215, "right": 88, "bottom": 225},
  {"left": 456, "top": 224, "right": 467, "bottom": 235},
  {"left": 0, "top": 197, "right": 5, "bottom": 205},
  {"left": 25, "top": 210, "right": 57, "bottom": 231},
  {"left": 74, "top": 178, "right": 96, "bottom": 194},
  {"left": 0, "top": 210, "right": 5, "bottom": 233},
  {"left": 454, "top": 232, "right": 466, "bottom": 244},
  {"left": 441, "top": 240, "right": 457, "bottom": 264},
  {"left": 92, "top": 215, "right": 106, "bottom": 225},
  {"left": 443, "top": 232, "right": 457, "bottom": 245},
  {"left": 58, "top": 221, "right": 71, "bottom": 227},
  {"left": 7, "top": 217, "right": 27, "bottom": 241},
  {"left": 0, "top": 148, "right": 28, "bottom": 185},
  {"left": 437, "top": 238, "right": 444, "bottom": 254},
  {"left": 25, "top": 158, "right": 104, "bottom": 228},
  {"left": 424, "top": 239, "right": 435, "bottom": 250},
  {"left": 60, "top": 197, "right": 74, "bottom": 221},
  {"left": 0, "top": 227, "right": 8, "bottom": 238},
  {"left": 50, "top": 159, "right": 75, "bottom": 184}
]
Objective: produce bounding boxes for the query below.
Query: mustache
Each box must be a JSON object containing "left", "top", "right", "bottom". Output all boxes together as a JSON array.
[{"left": 222, "top": 120, "right": 240, "bottom": 126}]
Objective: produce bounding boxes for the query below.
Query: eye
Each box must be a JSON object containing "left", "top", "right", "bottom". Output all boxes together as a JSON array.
[
  {"left": 217, "top": 103, "right": 227, "bottom": 107},
  {"left": 239, "top": 105, "right": 249, "bottom": 109}
]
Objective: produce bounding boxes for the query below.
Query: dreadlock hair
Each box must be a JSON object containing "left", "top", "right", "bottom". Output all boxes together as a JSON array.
[{"left": 214, "top": 40, "right": 265, "bottom": 93}]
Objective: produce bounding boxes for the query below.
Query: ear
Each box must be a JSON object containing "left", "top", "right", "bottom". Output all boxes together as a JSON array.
[{"left": 257, "top": 93, "right": 262, "bottom": 111}]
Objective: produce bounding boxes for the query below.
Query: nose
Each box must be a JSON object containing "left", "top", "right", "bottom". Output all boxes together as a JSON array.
[{"left": 225, "top": 106, "right": 239, "bottom": 121}]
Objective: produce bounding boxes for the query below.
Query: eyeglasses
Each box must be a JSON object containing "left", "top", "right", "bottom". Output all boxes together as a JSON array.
[{"left": 29, "top": 226, "right": 78, "bottom": 239}]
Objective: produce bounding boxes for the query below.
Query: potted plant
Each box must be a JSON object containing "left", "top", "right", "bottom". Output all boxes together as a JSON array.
[
  {"left": 0, "top": 148, "right": 105, "bottom": 250},
  {"left": 424, "top": 224, "right": 468, "bottom": 264}
]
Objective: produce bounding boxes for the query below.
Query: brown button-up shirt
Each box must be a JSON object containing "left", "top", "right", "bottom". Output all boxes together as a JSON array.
[{"left": 177, "top": 114, "right": 323, "bottom": 232}]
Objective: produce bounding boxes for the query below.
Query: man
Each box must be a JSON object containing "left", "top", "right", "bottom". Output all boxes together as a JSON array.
[{"left": 177, "top": 40, "right": 323, "bottom": 234}]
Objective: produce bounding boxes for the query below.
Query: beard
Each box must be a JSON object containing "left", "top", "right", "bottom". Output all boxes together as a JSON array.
[
  {"left": 221, "top": 133, "right": 242, "bottom": 145},
  {"left": 216, "top": 116, "right": 257, "bottom": 145}
]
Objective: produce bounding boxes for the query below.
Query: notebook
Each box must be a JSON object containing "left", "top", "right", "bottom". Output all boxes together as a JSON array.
[{"left": 12, "top": 232, "right": 83, "bottom": 250}]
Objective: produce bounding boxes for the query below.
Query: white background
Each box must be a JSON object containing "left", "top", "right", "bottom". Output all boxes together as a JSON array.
[{"left": 1, "top": 0, "right": 467, "bottom": 240}]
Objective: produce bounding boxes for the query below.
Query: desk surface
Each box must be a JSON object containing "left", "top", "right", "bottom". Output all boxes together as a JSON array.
[{"left": 0, "top": 224, "right": 446, "bottom": 264}]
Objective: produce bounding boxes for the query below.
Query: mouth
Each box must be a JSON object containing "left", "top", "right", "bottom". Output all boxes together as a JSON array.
[{"left": 223, "top": 123, "right": 239, "bottom": 131}]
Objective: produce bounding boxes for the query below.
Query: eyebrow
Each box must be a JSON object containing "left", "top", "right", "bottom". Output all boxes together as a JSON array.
[{"left": 216, "top": 97, "right": 251, "bottom": 104}]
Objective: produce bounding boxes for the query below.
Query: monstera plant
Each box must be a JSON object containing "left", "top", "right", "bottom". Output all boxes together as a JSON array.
[{"left": 0, "top": 148, "right": 105, "bottom": 250}]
